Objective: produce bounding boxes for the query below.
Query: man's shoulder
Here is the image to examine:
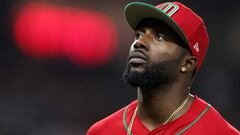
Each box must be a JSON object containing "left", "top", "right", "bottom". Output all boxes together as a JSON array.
[
  {"left": 204, "top": 105, "right": 239, "bottom": 134},
  {"left": 86, "top": 107, "right": 125, "bottom": 134},
  {"left": 192, "top": 97, "right": 239, "bottom": 134},
  {"left": 86, "top": 100, "right": 137, "bottom": 135}
]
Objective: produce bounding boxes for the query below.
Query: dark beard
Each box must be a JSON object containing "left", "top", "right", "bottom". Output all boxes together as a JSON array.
[{"left": 122, "top": 58, "right": 181, "bottom": 89}]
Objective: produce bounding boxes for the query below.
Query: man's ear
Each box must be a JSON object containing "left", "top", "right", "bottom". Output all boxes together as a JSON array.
[{"left": 180, "top": 55, "right": 198, "bottom": 73}]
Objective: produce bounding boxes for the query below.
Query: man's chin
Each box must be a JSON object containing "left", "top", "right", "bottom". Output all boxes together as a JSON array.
[{"left": 122, "top": 70, "right": 142, "bottom": 88}]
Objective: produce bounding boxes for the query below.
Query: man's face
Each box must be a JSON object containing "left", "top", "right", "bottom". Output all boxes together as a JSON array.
[{"left": 123, "top": 18, "right": 186, "bottom": 89}]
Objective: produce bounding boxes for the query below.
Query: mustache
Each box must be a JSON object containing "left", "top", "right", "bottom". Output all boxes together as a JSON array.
[{"left": 127, "top": 50, "right": 149, "bottom": 61}]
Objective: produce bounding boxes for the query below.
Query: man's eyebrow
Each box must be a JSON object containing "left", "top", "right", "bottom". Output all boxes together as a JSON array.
[
  {"left": 153, "top": 28, "right": 168, "bottom": 35},
  {"left": 135, "top": 27, "right": 145, "bottom": 32}
]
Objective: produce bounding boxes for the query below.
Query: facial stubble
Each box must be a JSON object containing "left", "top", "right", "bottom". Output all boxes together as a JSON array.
[{"left": 123, "top": 57, "right": 183, "bottom": 89}]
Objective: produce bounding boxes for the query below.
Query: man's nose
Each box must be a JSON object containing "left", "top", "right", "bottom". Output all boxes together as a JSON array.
[{"left": 133, "top": 40, "right": 148, "bottom": 50}]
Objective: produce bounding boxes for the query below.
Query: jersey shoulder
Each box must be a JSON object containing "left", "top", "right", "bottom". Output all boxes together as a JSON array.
[
  {"left": 86, "top": 101, "right": 137, "bottom": 135},
  {"left": 192, "top": 97, "right": 239, "bottom": 134},
  {"left": 86, "top": 107, "right": 125, "bottom": 135},
  {"left": 204, "top": 105, "right": 239, "bottom": 134}
]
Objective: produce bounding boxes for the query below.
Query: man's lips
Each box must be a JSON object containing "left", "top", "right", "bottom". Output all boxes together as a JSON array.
[
  {"left": 129, "top": 52, "right": 147, "bottom": 65},
  {"left": 129, "top": 58, "right": 147, "bottom": 64}
]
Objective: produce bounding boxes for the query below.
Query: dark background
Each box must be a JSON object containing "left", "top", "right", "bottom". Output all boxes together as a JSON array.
[{"left": 0, "top": 0, "right": 239, "bottom": 135}]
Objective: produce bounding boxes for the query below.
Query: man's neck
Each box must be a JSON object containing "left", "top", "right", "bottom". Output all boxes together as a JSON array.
[{"left": 137, "top": 80, "right": 194, "bottom": 130}]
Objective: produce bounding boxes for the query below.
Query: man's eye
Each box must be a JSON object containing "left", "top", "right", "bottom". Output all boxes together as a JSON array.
[
  {"left": 135, "top": 33, "right": 142, "bottom": 40},
  {"left": 154, "top": 33, "right": 165, "bottom": 41}
]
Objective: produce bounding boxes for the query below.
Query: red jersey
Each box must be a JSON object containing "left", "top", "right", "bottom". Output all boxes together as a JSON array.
[{"left": 87, "top": 96, "right": 239, "bottom": 135}]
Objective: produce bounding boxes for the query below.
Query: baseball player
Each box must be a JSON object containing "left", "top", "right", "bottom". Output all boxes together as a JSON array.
[{"left": 87, "top": 2, "right": 240, "bottom": 135}]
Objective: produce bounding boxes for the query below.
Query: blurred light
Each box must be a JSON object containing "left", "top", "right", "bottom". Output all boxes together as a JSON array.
[{"left": 13, "top": 2, "right": 118, "bottom": 67}]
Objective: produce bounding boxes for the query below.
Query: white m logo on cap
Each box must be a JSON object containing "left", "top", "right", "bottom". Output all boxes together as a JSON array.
[{"left": 158, "top": 3, "right": 179, "bottom": 17}]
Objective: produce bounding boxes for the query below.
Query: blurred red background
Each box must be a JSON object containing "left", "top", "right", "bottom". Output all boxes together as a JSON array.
[{"left": 14, "top": 2, "right": 118, "bottom": 67}]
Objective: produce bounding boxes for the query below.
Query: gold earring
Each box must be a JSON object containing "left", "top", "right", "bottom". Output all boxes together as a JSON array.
[{"left": 181, "top": 67, "right": 186, "bottom": 72}]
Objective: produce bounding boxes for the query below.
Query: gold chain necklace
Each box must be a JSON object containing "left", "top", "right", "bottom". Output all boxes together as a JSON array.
[{"left": 127, "top": 95, "right": 189, "bottom": 135}]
